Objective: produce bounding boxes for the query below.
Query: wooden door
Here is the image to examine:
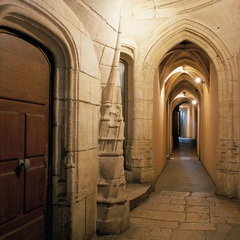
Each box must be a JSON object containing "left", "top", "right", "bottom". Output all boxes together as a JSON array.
[
  {"left": 172, "top": 108, "right": 180, "bottom": 146},
  {"left": 0, "top": 31, "right": 50, "bottom": 239}
]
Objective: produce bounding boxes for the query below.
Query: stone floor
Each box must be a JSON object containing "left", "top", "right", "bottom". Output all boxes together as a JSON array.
[{"left": 94, "top": 138, "right": 240, "bottom": 240}]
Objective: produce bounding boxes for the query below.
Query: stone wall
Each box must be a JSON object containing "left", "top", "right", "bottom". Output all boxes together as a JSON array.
[
  {"left": 1, "top": 0, "right": 240, "bottom": 239},
  {"left": 121, "top": 0, "right": 240, "bottom": 197},
  {"left": 0, "top": 0, "right": 125, "bottom": 239}
]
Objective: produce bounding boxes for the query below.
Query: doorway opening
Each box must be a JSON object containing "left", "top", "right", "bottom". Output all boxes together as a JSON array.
[
  {"left": 172, "top": 101, "right": 198, "bottom": 160},
  {"left": 0, "top": 29, "right": 53, "bottom": 240}
]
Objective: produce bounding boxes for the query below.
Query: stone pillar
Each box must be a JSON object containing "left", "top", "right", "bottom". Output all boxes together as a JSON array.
[
  {"left": 97, "top": 18, "right": 130, "bottom": 235},
  {"left": 130, "top": 69, "right": 155, "bottom": 183},
  {"left": 216, "top": 64, "right": 239, "bottom": 198},
  {"left": 217, "top": 140, "right": 239, "bottom": 197}
]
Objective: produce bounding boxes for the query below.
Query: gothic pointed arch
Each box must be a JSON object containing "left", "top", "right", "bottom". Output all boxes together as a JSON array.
[
  {"left": 0, "top": 1, "right": 100, "bottom": 239},
  {"left": 143, "top": 18, "right": 235, "bottom": 80},
  {"left": 142, "top": 17, "right": 238, "bottom": 198}
]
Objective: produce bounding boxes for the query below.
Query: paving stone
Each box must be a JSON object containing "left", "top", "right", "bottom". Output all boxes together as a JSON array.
[
  {"left": 137, "top": 218, "right": 180, "bottom": 229},
  {"left": 214, "top": 199, "right": 240, "bottom": 208},
  {"left": 205, "top": 197, "right": 218, "bottom": 206},
  {"left": 186, "top": 206, "right": 209, "bottom": 213},
  {"left": 211, "top": 216, "right": 228, "bottom": 224},
  {"left": 191, "top": 192, "right": 215, "bottom": 197},
  {"left": 130, "top": 217, "right": 142, "bottom": 225},
  {"left": 119, "top": 225, "right": 150, "bottom": 239},
  {"left": 95, "top": 139, "right": 240, "bottom": 240},
  {"left": 226, "top": 230, "right": 240, "bottom": 240},
  {"left": 215, "top": 223, "right": 232, "bottom": 232},
  {"left": 161, "top": 191, "right": 190, "bottom": 197},
  {"left": 186, "top": 212, "right": 210, "bottom": 223},
  {"left": 231, "top": 225, "right": 240, "bottom": 232},
  {"left": 169, "top": 195, "right": 185, "bottom": 201},
  {"left": 145, "top": 227, "right": 172, "bottom": 240},
  {"left": 171, "top": 229, "right": 206, "bottom": 240},
  {"left": 131, "top": 209, "right": 186, "bottom": 222},
  {"left": 205, "top": 231, "right": 229, "bottom": 240},
  {"left": 227, "top": 217, "right": 240, "bottom": 225},
  {"left": 143, "top": 203, "right": 185, "bottom": 212},
  {"left": 148, "top": 194, "right": 171, "bottom": 204},
  {"left": 211, "top": 206, "right": 240, "bottom": 217},
  {"left": 171, "top": 198, "right": 187, "bottom": 205},
  {"left": 186, "top": 196, "right": 212, "bottom": 206},
  {"left": 180, "top": 222, "right": 216, "bottom": 231}
]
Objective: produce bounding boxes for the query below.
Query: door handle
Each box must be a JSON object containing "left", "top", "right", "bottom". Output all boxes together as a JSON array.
[
  {"left": 18, "top": 159, "right": 25, "bottom": 170},
  {"left": 15, "top": 159, "right": 31, "bottom": 177},
  {"left": 24, "top": 159, "right": 31, "bottom": 170}
]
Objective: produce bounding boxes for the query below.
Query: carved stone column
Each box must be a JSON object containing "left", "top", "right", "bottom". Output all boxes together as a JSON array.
[
  {"left": 216, "top": 140, "right": 239, "bottom": 198},
  {"left": 97, "top": 19, "right": 130, "bottom": 235}
]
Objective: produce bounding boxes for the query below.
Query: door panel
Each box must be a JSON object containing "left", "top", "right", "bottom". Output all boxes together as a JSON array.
[
  {"left": 3, "top": 218, "right": 44, "bottom": 240},
  {"left": 26, "top": 114, "right": 47, "bottom": 157},
  {"left": 25, "top": 166, "right": 45, "bottom": 213},
  {"left": 0, "top": 173, "right": 22, "bottom": 224},
  {"left": 0, "top": 36, "right": 49, "bottom": 104},
  {"left": 0, "top": 112, "right": 24, "bottom": 160},
  {"left": 0, "top": 31, "right": 50, "bottom": 239}
]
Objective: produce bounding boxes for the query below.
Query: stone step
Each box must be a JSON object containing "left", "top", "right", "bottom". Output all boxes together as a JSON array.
[{"left": 126, "top": 183, "right": 153, "bottom": 210}]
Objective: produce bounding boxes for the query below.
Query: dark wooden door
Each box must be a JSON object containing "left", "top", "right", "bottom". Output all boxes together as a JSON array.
[
  {"left": 172, "top": 108, "right": 180, "bottom": 146},
  {"left": 0, "top": 31, "right": 50, "bottom": 239}
]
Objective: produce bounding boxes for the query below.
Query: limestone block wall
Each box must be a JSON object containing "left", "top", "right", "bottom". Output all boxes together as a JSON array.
[
  {"left": 64, "top": 0, "right": 122, "bottom": 83},
  {"left": 201, "top": 63, "right": 218, "bottom": 183},
  {"left": 0, "top": 0, "right": 110, "bottom": 239},
  {"left": 65, "top": 0, "right": 129, "bottom": 236},
  {"left": 1, "top": 1, "right": 240, "bottom": 239},
  {"left": 130, "top": 67, "right": 155, "bottom": 183},
  {"left": 238, "top": 49, "right": 240, "bottom": 199}
]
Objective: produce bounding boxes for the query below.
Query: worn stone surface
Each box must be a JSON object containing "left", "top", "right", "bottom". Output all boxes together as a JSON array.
[
  {"left": 94, "top": 189, "right": 240, "bottom": 240},
  {"left": 94, "top": 139, "right": 240, "bottom": 239}
]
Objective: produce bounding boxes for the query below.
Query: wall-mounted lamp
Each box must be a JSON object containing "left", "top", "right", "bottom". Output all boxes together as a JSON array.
[
  {"left": 192, "top": 100, "right": 197, "bottom": 105},
  {"left": 195, "top": 77, "right": 201, "bottom": 83},
  {"left": 195, "top": 77, "right": 205, "bottom": 84}
]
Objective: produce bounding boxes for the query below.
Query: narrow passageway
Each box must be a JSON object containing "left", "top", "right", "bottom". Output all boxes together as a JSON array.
[
  {"left": 95, "top": 138, "right": 240, "bottom": 240},
  {"left": 155, "top": 137, "right": 215, "bottom": 193}
]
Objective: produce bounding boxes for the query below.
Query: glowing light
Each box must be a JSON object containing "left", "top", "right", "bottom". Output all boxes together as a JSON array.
[
  {"left": 192, "top": 100, "right": 197, "bottom": 105},
  {"left": 195, "top": 77, "right": 201, "bottom": 83}
]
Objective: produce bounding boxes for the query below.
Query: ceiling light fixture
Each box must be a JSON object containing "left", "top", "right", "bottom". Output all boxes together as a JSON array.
[{"left": 195, "top": 77, "right": 201, "bottom": 83}]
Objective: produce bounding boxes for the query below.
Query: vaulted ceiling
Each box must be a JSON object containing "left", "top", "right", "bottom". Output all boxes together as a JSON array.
[{"left": 159, "top": 40, "right": 210, "bottom": 109}]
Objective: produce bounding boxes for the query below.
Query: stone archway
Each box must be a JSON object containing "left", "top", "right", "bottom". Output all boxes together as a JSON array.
[{"left": 141, "top": 18, "right": 238, "bottom": 198}]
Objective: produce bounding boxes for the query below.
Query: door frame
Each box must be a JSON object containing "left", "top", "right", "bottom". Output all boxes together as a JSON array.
[
  {"left": 0, "top": 2, "right": 81, "bottom": 238},
  {"left": 0, "top": 2, "right": 93, "bottom": 238},
  {"left": 0, "top": 28, "right": 54, "bottom": 239}
]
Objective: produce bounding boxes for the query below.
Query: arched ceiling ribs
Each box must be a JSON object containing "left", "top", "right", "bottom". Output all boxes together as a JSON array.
[
  {"left": 158, "top": 40, "right": 211, "bottom": 117},
  {"left": 166, "top": 73, "right": 202, "bottom": 99},
  {"left": 159, "top": 42, "right": 210, "bottom": 90},
  {"left": 162, "top": 60, "right": 208, "bottom": 85},
  {"left": 170, "top": 83, "right": 200, "bottom": 111},
  {"left": 168, "top": 80, "right": 200, "bottom": 102},
  {"left": 172, "top": 97, "right": 198, "bottom": 112}
]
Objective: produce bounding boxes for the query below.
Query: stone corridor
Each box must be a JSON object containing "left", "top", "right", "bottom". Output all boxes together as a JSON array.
[{"left": 95, "top": 138, "right": 240, "bottom": 240}]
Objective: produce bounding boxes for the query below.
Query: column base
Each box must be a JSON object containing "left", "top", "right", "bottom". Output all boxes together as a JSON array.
[{"left": 97, "top": 201, "right": 130, "bottom": 235}]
